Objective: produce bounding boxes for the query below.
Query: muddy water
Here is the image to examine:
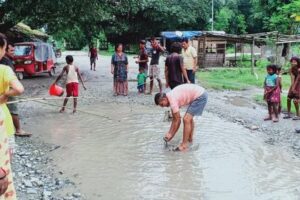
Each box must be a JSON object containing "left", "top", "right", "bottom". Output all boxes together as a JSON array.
[{"left": 27, "top": 102, "right": 300, "bottom": 200}]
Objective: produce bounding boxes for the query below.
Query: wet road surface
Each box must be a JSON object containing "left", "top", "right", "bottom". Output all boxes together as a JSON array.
[{"left": 19, "top": 52, "right": 300, "bottom": 199}]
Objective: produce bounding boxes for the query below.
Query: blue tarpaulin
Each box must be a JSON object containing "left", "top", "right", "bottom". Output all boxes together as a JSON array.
[{"left": 160, "top": 31, "right": 202, "bottom": 40}]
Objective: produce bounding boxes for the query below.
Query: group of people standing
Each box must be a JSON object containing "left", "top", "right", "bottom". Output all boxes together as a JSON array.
[
  {"left": 110, "top": 37, "right": 198, "bottom": 96},
  {"left": 109, "top": 37, "right": 207, "bottom": 152},
  {"left": 264, "top": 56, "right": 300, "bottom": 123}
]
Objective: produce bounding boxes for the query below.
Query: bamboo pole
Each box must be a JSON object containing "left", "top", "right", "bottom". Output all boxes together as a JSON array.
[
  {"left": 251, "top": 38, "right": 255, "bottom": 75},
  {"left": 7, "top": 96, "right": 98, "bottom": 104},
  {"left": 234, "top": 43, "right": 237, "bottom": 67},
  {"left": 275, "top": 33, "right": 279, "bottom": 65}
]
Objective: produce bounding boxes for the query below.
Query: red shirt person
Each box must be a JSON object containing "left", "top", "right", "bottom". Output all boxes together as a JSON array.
[{"left": 89, "top": 44, "right": 98, "bottom": 71}]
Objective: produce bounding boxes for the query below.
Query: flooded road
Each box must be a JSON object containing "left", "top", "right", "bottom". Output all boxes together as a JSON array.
[
  {"left": 16, "top": 52, "right": 300, "bottom": 199},
  {"left": 24, "top": 101, "right": 300, "bottom": 200}
]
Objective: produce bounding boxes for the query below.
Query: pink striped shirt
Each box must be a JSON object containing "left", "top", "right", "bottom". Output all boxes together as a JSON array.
[{"left": 166, "top": 84, "right": 205, "bottom": 113}]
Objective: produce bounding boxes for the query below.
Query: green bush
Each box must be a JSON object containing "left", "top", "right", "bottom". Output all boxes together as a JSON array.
[{"left": 256, "top": 58, "right": 271, "bottom": 69}]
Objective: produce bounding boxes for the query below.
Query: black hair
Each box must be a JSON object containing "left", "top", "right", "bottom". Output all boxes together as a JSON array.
[
  {"left": 182, "top": 38, "right": 189, "bottom": 43},
  {"left": 290, "top": 56, "right": 300, "bottom": 68},
  {"left": 151, "top": 37, "right": 156, "bottom": 41},
  {"left": 6, "top": 41, "right": 14, "bottom": 52},
  {"left": 154, "top": 93, "right": 166, "bottom": 105},
  {"left": 0, "top": 33, "right": 7, "bottom": 49},
  {"left": 66, "top": 55, "right": 74, "bottom": 64},
  {"left": 139, "top": 40, "right": 146, "bottom": 45},
  {"left": 276, "top": 65, "right": 282, "bottom": 72},
  {"left": 115, "top": 43, "right": 123, "bottom": 52},
  {"left": 170, "top": 42, "right": 182, "bottom": 54},
  {"left": 266, "top": 64, "right": 277, "bottom": 73}
]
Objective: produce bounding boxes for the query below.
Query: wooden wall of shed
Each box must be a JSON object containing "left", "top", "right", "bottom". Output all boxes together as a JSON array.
[{"left": 194, "top": 36, "right": 226, "bottom": 68}]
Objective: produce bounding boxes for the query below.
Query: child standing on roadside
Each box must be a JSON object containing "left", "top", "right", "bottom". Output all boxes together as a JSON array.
[
  {"left": 264, "top": 64, "right": 280, "bottom": 122},
  {"left": 284, "top": 57, "right": 300, "bottom": 119},
  {"left": 54, "top": 55, "right": 86, "bottom": 114},
  {"left": 137, "top": 68, "right": 147, "bottom": 94}
]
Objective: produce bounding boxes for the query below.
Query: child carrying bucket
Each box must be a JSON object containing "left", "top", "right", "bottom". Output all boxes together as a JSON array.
[{"left": 53, "top": 55, "right": 86, "bottom": 113}]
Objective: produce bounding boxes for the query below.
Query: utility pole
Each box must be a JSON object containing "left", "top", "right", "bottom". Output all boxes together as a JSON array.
[{"left": 211, "top": 0, "right": 214, "bottom": 31}]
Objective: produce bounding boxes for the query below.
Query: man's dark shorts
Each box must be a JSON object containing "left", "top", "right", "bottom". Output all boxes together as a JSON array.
[
  {"left": 186, "top": 92, "right": 208, "bottom": 116},
  {"left": 7, "top": 96, "right": 18, "bottom": 115},
  {"left": 90, "top": 57, "right": 96, "bottom": 65},
  {"left": 288, "top": 89, "right": 299, "bottom": 100}
]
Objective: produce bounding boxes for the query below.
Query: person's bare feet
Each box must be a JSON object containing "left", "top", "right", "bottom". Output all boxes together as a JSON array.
[
  {"left": 283, "top": 114, "right": 292, "bottom": 119},
  {"left": 73, "top": 109, "right": 76, "bottom": 114},
  {"left": 163, "top": 133, "right": 173, "bottom": 142},
  {"left": 273, "top": 118, "right": 279, "bottom": 123},
  {"left": 15, "top": 130, "right": 32, "bottom": 137},
  {"left": 173, "top": 144, "right": 188, "bottom": 152},
  {"left": 59, "top": 107, "right": 65, "bottom": 113},
  {"left": 264, "top": 116, "right": 272, "bottom": 121}
]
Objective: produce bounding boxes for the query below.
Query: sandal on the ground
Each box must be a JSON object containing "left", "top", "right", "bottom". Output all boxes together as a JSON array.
[
  {"left": 283, "top": 115, "right": 292, "bottom": 119},
  {"left": 264, "top": 117, "right": 272, "bottom": 121},
  {"left": 273, "top": 118, "right": 279, "bottom": 123},
  {"left": 293, "top": 116, "right": 300, "bottom": 120},
  {"left": 295, "top": 129, "right": 300, "bottom": 133},
  {"left": 15, "top": 131, "right": 32, "bottom": 137}
]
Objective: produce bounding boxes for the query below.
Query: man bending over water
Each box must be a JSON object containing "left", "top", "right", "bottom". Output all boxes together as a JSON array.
[{"left": 154, "top": 84, "right": 208, "bottom": 151}]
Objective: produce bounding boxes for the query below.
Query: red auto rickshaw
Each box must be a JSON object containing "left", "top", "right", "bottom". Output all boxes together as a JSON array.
[{"left": 13, "top": 42, "right": 56, "bottom": 80}]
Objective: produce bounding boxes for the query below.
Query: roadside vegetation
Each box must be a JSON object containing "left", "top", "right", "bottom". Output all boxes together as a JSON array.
[{"left": 197, "top": 58, "right": 292, "bottom": 90}]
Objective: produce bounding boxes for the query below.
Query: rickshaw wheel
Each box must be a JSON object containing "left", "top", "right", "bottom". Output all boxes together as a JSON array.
[
  {"left": 49, "top": 67, "right": 55, "bottom": 77},
  {"left": 16, "top": 72, "right": 24, "bottom": 80}
]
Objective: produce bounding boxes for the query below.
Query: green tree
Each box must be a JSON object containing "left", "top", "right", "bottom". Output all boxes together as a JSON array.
[
  {"left": 1, "top": 0, "right": 212, "bottom": 45},
  {"left": 269, "top": 0, "right": 300, "bottom": 34},
  {"left": 214, "top": 7, "right": 234, "bottom": 32},
  {"left": 214, "top": 1, "right": 247, "bottom": 34}
]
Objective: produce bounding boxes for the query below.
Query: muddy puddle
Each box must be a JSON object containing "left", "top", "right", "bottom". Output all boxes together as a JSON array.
[
  {"left": 25, "top": 101, "right": 300, "bottom": 200},
  {"left": 225, "top": 95, "right": 253, "bottom": 107}
]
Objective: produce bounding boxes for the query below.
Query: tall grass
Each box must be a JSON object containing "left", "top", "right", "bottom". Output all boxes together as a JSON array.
[{"left": 197, "top": 67, "right": 291, "bottom": 91}]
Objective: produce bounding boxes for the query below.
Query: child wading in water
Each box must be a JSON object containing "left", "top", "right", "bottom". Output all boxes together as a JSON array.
[
  {"left": 264, "top": 64, "right": 280, "bottom": 122},
  {"left": 137, "top": 68, "right": 147, "bottom": 94},
  {"left": 54, "top": 55, "right": 86, "bottom": 113}
]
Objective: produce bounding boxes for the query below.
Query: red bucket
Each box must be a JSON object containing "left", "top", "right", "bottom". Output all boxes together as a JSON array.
[{"left": 49, "top": 84, "right": 64, "bottom": 96}]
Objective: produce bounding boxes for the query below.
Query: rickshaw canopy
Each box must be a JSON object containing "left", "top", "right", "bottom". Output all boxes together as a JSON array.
[
  {"left": 14, "top": 42, "right": 56, "bottom": 63},
  {"left": 33, "top": 42, "right": 56, "bottom": 62}
]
